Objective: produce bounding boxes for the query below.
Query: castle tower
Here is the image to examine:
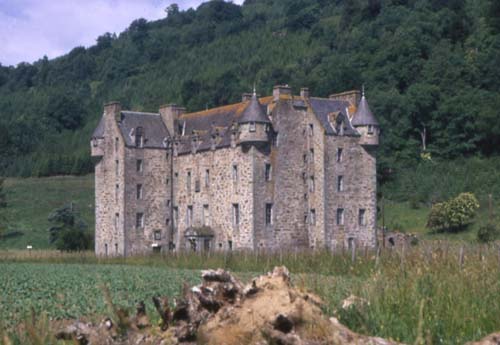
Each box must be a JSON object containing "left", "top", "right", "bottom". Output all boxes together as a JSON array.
[
  {"left": 351, "top": 90, "right": 379, "bottom": 146},
  {"left": 238, "top": 90, "right": 271, "bottom": 144}
]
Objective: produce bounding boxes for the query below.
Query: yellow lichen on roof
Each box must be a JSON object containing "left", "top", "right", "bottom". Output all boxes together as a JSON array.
[{"left": 180, "top": 102, "right": 247, "bottom": 119}]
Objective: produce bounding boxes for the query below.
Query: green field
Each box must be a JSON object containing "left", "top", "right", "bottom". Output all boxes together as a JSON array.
[{"left": 0, "top": 175, "right": 94, "bottom": 249}]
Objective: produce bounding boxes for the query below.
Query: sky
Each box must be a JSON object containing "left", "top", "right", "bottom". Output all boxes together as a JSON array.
[{"left": 0, "top": 0, "right": 243, "bottom": 67}]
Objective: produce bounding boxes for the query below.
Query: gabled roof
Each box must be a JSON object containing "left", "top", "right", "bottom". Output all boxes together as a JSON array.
[
  {"left": 309, "top": 98, "right": 359, "bottom": 136},
  {"left": 238, "top": 93, "right": 271, "bottom": 124},
  {"left": 118, "top": 111, "right": 170, "bottom": 149},
  {"left": 351, "top": 95, "right": 378, "bottom": 126}
]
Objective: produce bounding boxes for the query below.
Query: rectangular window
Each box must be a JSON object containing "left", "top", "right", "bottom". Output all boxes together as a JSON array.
[
  {"left": 205, "top": 169, "right": 210, "bottom": 188},
  {"left": 154, "top": 230, "right": 161, "bottom": 241},
  {"left": 359, "top": 209, "right": 366, "bottom": 226},
  {"left": 136, "top": 159, "right": 143, "bottom": 173},
  {"left": 173, "top": 207, "right": 178, "bottom": 228},
  {"left": 166, "top": 199, "right": 171, "bottom": 207},
  {"left": 187, "top": 171, "right": 192, "bottom": 193},
  {"left": 309, "top": 123, "right": 314, "bottom": 136},
  {"left": 265, "top": 203, "right": 273, "bottom": 225},
  {"left": 337, "top": 148, "right": 343, "bottom": 163},
  {"left": 135, "top": 127, "right": 144, "bottom": 147},
  {"left": 187, "top": 205, "right": 193, "bottom": 227},
  {"left": 310, "top": 209, "right": 316, "bottom": 225},
  {"left": 265, "top": 163, "right": 272, "bottom": 182},
  {"left": 336, "top": 208, "right": 344, "bottom": 226},
  {"left": 337, "top": 176, "right": 344, "bottom": 192},
  {"left": 166, "top": 177, "right": 170, "bottom": 186},
  {"left": 310, "top": 149, "right": 314, "bottom": 163},
  {"left": 195, "top": 179, "right": 201, "bottom": 192},
  {"left": 309, "top": 176, "right": 315, "bottom": 192},
  {"left": 105, "top": 243, "right": 108, "bottom": 256},
  {"left": 114, "top": 213, "right": 119, "bottom": 230},
  {"left": 115, "top": 160, "right": 119, "bottom": 176},
  {"left": 115, "top": 243, "right": 118, "bottom": 254},
  {"left": 232, "top": 165, "right": 238, "bottom": 183},
  {"left": 232, "top": 203, "right": 240, "bottom": 227},
  {"left": 115, "top": 184, "right": 119, "bottom": 201},
  {"left": 303, "top": 154, "right": 307, "bottom": 164},
  {"left": 136, "top": 184, "right": 143, "bottom": 200},
  {"left": 368, "top": 125, "right": 374, "bottom": 135},
  {"left": 136, "top": 212, "right": 144, "bottom": 229},
  {"left": 115, "top": 137, "right": 119, "bottom": 152},
  {"left": 203, "top": 204, "right": 210, "bottom": 226},
  {"left": 249, "top": 122, "right": 256, "bottom": 132}
]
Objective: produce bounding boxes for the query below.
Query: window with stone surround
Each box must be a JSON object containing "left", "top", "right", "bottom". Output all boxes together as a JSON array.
[
  {"left": 359, "top": 209, "right": 366, "bottom": 226},
  {"left": 115, "top": 137, "right": 119, "bottom": 152},
  {"left": 337, "top": 148, "right": 343, "bottom": 163},
  {"left": 232, "top": 204, "right": 240, "bottom": 227},
  {"left": 232, "top": 165, "right": 238, "bottom": 183},
  {"left": 135, "top": 127, "right": 144, "bottom": 148},
  {"left": 309, "top": 123, "right": 314, "bottom": 136},
  {"left": 187, "top": 171, "right": 192, "bottom": 193},
  {"left": 249, "top": 122, "right": 256, "bottom": 132},
  {"left": 337, "top": 176, "right": 344, "bottom": 192},
  {"left": 336, "top": 208, "right": 344, "bottom": 226},
  {"left": 173, "top": 207, "right": 178, "bottom": 228},
  {"left": 205, "top": 169, "right": 210, "bottom": 188},
  {"left": 203, "top": 204, "right": 210, "bottom": 226},
  {"left": 104, "top": 244, "right": 108, "bottom": 256},
  {"left": 187, "top": 205, "right": 193, "bottom": 227},
  {"left": 136, "top": 159, "right": 143, "bottom": 173},
  {"left": 265, "top": 164, "right": 272, "bottom": 182},
  {"left": 154, "top": 230, "right": 161, "bottom": 241},
  {"left": 115, "top": 160, "right": 119, "bottom": 176},
  {"left": 136, "top": 212, "right": 144, "bottom": 229},
  {"left": 115, "top": 184, "right": 119, "bottom": 201},
  {"left": 115, "top": 243, "right": 118, "bottom": 254},
  {"left": 310, "top": 148, "right": 314, "bottom": 163},
  {"left": 309, "top": 176, "right": 315, "bottom": 192},
  {"left": 114, "top": 213, "right": 119, "bottom": 230},
  {"left": 136, "top": 184, "right": 143, "bottom": 200},
  {"left": 367, "top": 125, "right": 374, "bottom": 135},
  {"left": 310, "top": 209, "right": 316, "bottom": 225},
  {"left": 265, "top": 203, "right": 273, "bottom": 225}
]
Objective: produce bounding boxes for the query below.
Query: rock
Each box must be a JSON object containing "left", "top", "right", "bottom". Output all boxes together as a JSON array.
[{"left": 466, "top": 332, "right": 500, "bottom": 345}]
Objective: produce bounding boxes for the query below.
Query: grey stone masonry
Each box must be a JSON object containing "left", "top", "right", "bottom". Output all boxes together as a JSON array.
[{"left": 91, "top": 85, "right": 379, "bottom": 256}]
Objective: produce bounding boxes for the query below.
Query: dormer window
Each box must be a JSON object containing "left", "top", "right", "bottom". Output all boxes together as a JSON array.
[
  {"left": 367, "top": 125, "right": 374, "bottom": 135},
  {"left": 249, "top": 122, "right": 256, "bottom": 132},
  {"left": 135, "top": 127, "right": 144, "bottom": 147}
]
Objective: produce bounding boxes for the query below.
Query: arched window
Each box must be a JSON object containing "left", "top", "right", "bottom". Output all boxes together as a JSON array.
[{"left": 135, "top": 127, "right": 144, "bottom": 147}]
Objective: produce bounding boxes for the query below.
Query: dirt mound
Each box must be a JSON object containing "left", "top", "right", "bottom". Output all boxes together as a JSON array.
[{"left": 55, "top": 267, "right": 403, "bottom": 344}]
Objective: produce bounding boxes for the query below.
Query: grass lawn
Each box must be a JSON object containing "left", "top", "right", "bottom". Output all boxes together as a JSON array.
[{"left": 0, "top": 175, "right": 94, "bottom": 250}]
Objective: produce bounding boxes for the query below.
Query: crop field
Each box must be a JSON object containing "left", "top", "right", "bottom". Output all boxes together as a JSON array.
[
  {"left": 1, "top": 244, "right": 500, "bottom": 344},
  {"left": 0, "top": 263, "right": 200, "bottom": 328}
]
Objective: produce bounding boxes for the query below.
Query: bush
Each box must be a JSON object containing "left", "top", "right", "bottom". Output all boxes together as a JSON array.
[
  {"left": 427, "top": 192, "right": 480, "bottom": 232},
  {"left": 48, "top": 203, "right": 93, "bottom": 251},
  {"left": 477, "top": 224, "right": 499, "bottom": 243}
]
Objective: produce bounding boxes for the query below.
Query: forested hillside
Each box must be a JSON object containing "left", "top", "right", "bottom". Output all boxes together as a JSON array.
[{"left": 0, "top": 0, "right": 499, "bottom": 177}]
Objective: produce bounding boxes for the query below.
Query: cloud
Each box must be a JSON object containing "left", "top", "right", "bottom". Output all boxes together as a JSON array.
[{"left": 0, "top": 0, "right": 243, "bottom": 66}]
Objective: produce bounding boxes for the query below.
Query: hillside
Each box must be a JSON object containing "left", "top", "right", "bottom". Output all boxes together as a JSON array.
[{"left": 0, "top": 0, "right": 500, "bottom": 178}]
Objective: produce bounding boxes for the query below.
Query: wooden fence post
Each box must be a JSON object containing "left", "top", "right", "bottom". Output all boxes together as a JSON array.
[{"left": 458, "top": 246, "right": 464, "bottom": 270}]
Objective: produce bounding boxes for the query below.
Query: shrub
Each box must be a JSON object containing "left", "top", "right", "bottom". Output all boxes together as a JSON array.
[
  {"left": 477, "top": 224, "right": 499, "bottom": 243},
  {"left": 48, "top": 203, "right": 93, "bottom": 251},
  {"left": 427, "top": 193, "right": 479, "bottom": 232}
]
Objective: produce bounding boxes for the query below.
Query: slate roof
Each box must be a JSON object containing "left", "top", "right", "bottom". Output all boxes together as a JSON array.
[
  {"left": 351, "top": 96, "right": 379, "bottom": 126},
  {"left": 92, "top": 117, "right": 105, "bottom": 138},
  {"left": 118, "top": 111, "right": 170, "bottom": 149},
  {"left": 309, "top": 98, "right": 359, "bottom": 136},
  {"left": 238, "top": 93, "right": 271, "bottom": 124}
]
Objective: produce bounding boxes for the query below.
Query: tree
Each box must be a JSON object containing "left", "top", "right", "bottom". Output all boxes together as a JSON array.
[
  {"left": 48, "top": 203, "right": 92, "bottom": 251},
  {"left": 477, "top": 224, "right": 499, "bottom": 243},
  {"left": 427, "top": 193, "right": 480, "bottom": 232},
  {"left": 165, "top": 3, "right": 179, "bottom": 17}
]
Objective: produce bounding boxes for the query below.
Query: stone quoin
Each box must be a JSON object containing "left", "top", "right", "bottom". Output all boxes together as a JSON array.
[{"left": 91, "top": 85, "right": 379, "bottom": 256}]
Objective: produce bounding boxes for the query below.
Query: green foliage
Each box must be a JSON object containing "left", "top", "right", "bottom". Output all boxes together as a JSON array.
[
  {"left": 47, "top": 203, "right": 92, "bottom": 251},
  {"left": 0, "top": 178, "right": 6, "bottom": 238},
  {"left": 427, "top": 193, "right": 480, "bottom": 232},
  {"left": 1, "top": 0, "right": 500, "bottom": 176},
  {"left": 477, "top": 224, "right": 499, "bottom": 243}
]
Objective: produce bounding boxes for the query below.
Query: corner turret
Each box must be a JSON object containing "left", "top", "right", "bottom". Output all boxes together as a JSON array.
[
  {"left": 352, "top": 90, "right": 379, "bottom": 146},
  {"left": 238, "top": 90, "right": 271, "bottom": 144}
]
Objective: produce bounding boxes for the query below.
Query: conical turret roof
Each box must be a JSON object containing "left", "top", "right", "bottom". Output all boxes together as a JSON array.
[
  {"left": 351, "top": 94, "right": 379, "bottom": 126},
  {"left": 238, "top": 92, "right": 271, "bottom": 124}
]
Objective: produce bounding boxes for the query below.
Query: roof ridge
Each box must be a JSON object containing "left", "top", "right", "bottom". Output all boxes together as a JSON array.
[{"left": 121, "top": 111, "right": 160, "bottom": 116}]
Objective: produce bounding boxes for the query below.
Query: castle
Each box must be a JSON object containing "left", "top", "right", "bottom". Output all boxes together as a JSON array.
[{"left": 91, "top": 85, "right": 379, "bottom": 256}]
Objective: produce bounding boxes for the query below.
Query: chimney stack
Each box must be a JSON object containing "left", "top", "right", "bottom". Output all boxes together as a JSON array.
[
  {"left": 273, "top": 85, "right": 292, "bottom": 101},
  {"left": 242, "top": 93, "right": 253, "bottom": 102},
  {"left": 104, "top": 101, "right": 122, "bottom": 122},
  {"left": 159, "top": 104, "right": 186, "bottom": 136},
  {"left": 300, "top": 88, "right": 310, "bottom": 98}
]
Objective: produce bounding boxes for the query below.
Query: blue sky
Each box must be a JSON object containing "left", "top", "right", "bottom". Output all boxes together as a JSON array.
[{"left": 0, "top": 0, "right": 243, "bottom": 66}]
